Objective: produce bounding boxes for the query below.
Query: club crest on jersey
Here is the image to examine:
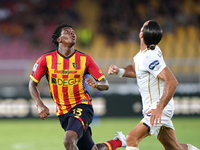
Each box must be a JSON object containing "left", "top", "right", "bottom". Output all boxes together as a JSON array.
[
  {"left": 73, "top": 62, "right": 78, "bottom": 69},
  {"left": 149, "top": 60, "right": 159, "bottom": 70}
]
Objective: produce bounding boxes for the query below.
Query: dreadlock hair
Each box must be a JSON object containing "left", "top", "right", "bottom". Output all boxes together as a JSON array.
[
  {"left": 51, "top": 23, "right": 72, "bottom": 47},
  {"left": 142, "top": 20, "right": 163, "bottom": 50}
]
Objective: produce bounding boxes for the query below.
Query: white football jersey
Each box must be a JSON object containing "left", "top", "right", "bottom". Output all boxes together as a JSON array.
[{"left": 134, "top": 46, "right": 174, "bottom": 114}]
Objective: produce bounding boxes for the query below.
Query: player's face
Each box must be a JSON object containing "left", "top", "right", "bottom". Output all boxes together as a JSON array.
[{"left": 59, "top": 27, "right": 76, "bottom": 46}]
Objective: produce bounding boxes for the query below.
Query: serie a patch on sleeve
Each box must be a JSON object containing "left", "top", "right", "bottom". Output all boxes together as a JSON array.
[{"left": 32, "top": 63, "right": 38, "bottom": 72}]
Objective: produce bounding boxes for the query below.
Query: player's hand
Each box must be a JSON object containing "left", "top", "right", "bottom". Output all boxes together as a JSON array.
[
  {"left": 108, "top": 65, "right": 119, "bottom": 75},
  {"left": 37, "top": 104, "right": 50, "bottom": 120},
  {"left": 145, "top": 107, "right": 163, "bottom": 126},
  {"left": 85, "top": 77, "right": 97, "bottom": 88}
]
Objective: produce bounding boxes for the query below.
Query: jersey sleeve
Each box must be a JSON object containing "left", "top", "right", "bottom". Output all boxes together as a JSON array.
[
  {"left": 143, "top": 51, "right": 166, "bottom": 77},
  {"left": 30, "top": 55, "right": 47, "bottom": 83},
  {"left": 86, "top": 55, "right": 105, "bottom": 81}
]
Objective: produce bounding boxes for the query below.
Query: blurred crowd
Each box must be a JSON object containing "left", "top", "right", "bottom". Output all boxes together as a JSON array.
[
  {"left": 0, "top": 0, "right": 200, "bottom": 58},
  {"left": 0, "top": 0, "right": 80, "bottom": 59},
  {"left": 97, "top": 0, "right": 200, "bottom": 46}
]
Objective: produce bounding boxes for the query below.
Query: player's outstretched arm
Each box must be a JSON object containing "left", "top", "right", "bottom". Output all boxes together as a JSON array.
[
  {"left": 108, "top": 63, "right": 136, "bottom": 78},
  {"left": 29, "top": 79, "right": 50, "bottom": 120},
  {"left": 85, "top": 77, "right": 109, "bottom": 91}
]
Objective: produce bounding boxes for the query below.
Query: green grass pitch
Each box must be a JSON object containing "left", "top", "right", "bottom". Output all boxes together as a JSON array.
[{"left": 0, "top": 117, "right": 199, "bottom": 150}]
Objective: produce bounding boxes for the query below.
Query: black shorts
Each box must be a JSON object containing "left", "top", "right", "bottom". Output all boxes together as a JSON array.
[
  {"left": 58, "top": 104, "right": 94, "bottom": 149},
  {"left": 58, "top": 104, "right": 94, "bottom": 133}
]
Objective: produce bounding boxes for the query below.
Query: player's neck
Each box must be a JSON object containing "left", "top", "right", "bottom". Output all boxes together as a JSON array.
[
  {"left": 58, "top": 46, "right": 74, "bottom": 56},
  {"left": 140, "top": 41, "right": 147, "bottom": 52}
]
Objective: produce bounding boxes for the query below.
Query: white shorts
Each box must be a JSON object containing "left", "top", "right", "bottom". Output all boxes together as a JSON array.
[{"left": 141, "top": 109, "right": 175, "bottom": 138}]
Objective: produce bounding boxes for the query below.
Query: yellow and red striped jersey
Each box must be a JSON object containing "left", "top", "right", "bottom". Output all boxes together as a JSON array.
[{"left": 30, "top": 49, "right": 105, "bottom": 116}]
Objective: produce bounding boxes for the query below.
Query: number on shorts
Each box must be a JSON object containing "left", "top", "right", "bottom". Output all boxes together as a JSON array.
[{"left": 73, "top": 108, "right": 83, "bottom": 117}]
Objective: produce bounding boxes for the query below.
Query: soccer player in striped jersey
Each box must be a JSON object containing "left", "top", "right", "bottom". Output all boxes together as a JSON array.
[
  {"left": 29, "top": 23, "right": 126, "bottom": 150},
  {"left": 108, "top": 20, "right": 199, "bottom": 150}
]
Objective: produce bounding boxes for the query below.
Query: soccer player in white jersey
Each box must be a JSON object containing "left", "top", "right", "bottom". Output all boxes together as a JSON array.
[{"left": 108, "top": 20, "right": 199, "bottom": 150}]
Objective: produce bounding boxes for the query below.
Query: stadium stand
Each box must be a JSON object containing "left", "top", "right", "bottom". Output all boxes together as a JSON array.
[{"left": 0, "top": 0, "right": 199, "bottom": 84}]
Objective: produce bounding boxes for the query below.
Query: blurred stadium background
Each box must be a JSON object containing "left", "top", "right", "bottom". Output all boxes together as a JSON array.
[
  {"left": 0, "top": 0, "right": 200, "bottom": 150},
  {"left": 0, "top": 0, "right": 200, "bottom": 118}
]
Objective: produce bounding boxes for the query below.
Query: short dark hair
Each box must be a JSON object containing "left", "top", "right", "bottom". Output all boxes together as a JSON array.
[
  {"left": 142, "top": 21, "right": 163, "bottom": 50},
  {"left": 51, "top": 23, "right": 72, "bottom": 47}
]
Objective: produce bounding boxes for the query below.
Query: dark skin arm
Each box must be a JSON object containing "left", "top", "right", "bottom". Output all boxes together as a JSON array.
[
  {"left": 85, "top": 77, "right": 109, "bottom": 91},
  {"left": 146, "top": 67, "right": 178, "bottom": 126},
  {"left": 29, "top": 79, "right": 50, "bottom": 120}
]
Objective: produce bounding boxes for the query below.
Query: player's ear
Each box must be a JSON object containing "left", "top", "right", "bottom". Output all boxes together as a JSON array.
[
  {"left": 139, "top": 32, "right": 143, "bottom": 39},
  {"left": 57, "top": 37, "right": 62, "bottom": 43}
]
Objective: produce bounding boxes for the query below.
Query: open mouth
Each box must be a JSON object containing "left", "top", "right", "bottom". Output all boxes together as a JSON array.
[{"left": 72, "top": 36, "right": 76, "bottom": 40}]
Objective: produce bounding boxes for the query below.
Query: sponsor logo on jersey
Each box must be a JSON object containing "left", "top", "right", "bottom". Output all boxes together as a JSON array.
[
  {"left": 51, "top": 77, "right": 81, "bottom": 86},
  {"left": 149, "top": 60, "right": 159, "bottom": 70},
  {"left": 54, "top": 62, "right": 61, "bottom": 65},
  {"left": 81, "top": 98, "right": 87, "bottom": 102},
  {"left": 54, "top": 69, "right": 77, "bottom": 74}
]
